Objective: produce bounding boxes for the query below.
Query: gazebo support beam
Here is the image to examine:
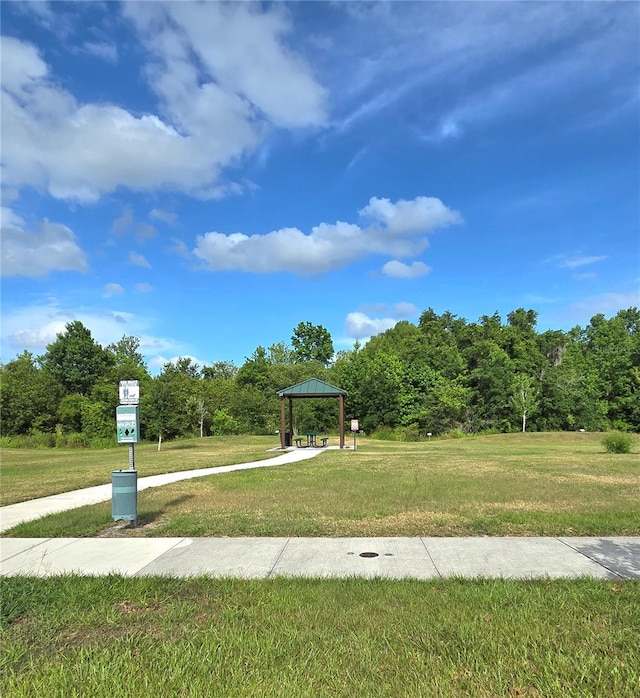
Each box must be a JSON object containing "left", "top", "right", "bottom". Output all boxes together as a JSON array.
[{"left": 280, "top": 396, "right": 286, "bottom": 449}]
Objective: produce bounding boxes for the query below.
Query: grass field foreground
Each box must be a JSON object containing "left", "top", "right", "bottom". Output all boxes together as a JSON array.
[
  {"left": 0, "top": 436, "right": 277, "bottom": 506},
  {"left": 2, "top": 432, "right": 638, "bottom": 538},
  {"left": 1, "top": 575, "right": 638, "bottom": 697}
]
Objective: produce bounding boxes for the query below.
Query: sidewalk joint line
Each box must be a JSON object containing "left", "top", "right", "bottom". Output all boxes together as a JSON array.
[
  {"left": 267, "top": 538, "right": 291, "bottom": 578},
  {"left": 556, "top": 537, "right": 625, "bottom": 580},
  {"left": 420, "top": 537, "right": 442, "bottom": 579}
]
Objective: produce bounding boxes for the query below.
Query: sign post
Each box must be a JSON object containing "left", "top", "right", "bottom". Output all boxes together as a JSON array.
[
  {"left": 351, "top": 419, "right": 359, "bottom": 450},
  {"left": 113, "top": 381, "right": 140, "bottom": 526}
]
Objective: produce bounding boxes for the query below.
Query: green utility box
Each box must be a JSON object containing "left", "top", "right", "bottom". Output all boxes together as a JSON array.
[
  {"left": 112, "top": 469, "right": 138, "bottom": 525},
  {"left": 116, "top": 405, "right": 139, "bottom": 443}
]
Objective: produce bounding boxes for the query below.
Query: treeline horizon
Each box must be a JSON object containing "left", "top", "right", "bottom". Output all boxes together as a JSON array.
[{"left": 1, "top": 307, "right": 638, "bottom": 446}]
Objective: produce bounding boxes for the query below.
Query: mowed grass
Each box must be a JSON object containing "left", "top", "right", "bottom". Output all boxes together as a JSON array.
[
  {"left": 1, "top": 575, "right": 638, "bottom": 697},
  {"left": 0, "top": 436, "right": 276, "bottom": 506},
  {"left": 3, "top": 432, "right": 639, "bottom": 538}
]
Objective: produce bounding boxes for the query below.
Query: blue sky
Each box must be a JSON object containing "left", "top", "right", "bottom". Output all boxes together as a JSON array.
[{"left": 1, "top": 1, "right": 638, "bottom": 372}]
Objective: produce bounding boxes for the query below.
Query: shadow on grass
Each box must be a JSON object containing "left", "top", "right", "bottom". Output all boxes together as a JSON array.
[{"left": 136, "top": 494, "right": 195, "bottom": 527}]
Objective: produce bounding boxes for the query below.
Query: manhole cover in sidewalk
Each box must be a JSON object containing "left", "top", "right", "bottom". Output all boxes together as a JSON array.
[{"left": 359, "top": 552, "right": 379, "bottom": 558}]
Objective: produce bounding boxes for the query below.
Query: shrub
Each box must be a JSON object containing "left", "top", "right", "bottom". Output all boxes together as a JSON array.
[
  {"left": 602, "top": 431, "right": 635, "bottom": 454},
  {"left": 370, "top": 426, "right": 402, "bottom": 441},
  {"left": 65, "top": 433, "right": 89, "bottom": 448},
  {"left": 442, "top": 428, "right": 466, "bottom": 439},
  {"left": 401, "top": 425, "right": 421, "bottom": 442}
]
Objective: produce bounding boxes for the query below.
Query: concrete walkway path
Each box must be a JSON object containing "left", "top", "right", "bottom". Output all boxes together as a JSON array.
[
  {"left": 2, "top": 536, "right": 638, "bottom": 580},
  {"left": 1, "top": 447, "right": 639, "bottom": 580},
  {"left": 0, "top": 446, "right": 323, "bottom": 533}
]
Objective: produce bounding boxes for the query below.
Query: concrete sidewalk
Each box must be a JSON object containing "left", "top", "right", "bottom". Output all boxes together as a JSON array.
[{"left": 1, "top": 535, "right": 639, "bottom": 579}]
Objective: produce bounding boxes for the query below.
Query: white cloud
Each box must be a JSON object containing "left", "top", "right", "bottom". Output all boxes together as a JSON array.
[
  {"left": 329, "top": 3, "right": 636, "bottom": 141},
  {"left": 170, "top": 239, "right": 191, "bottom": 259},
  {"left": 568, "top": 290, "right": 640, "bottom": 318},
  {"left": 382, "top": 260, "right": 430, "bottom": 278},
  {"left": 104, "top": 283, "right": 125, "bottom": 296},
  {"left": 0, "top": 206, "right": 88, "bottom": 277},
  {"left": 0, "top": 301, "right": 185, "bottom": 370},
  {"left": 1, "top": 4, "right": 327, "bottom": 204},
  {"left": 361, "top": 302, "right": 418, "bottom": 318},
  {"left": 149, "top": 209, "right": 176, "bottom": 225},
  {"left": 136, "top": 223, "right": 157, "bottom": 242},
  {"left": 130, "top": 252, "right": 151, "bottom": 268},
  {"left": 392, "top": 302, "right": 418, "bottom": 318},
  {"left": 81, "top": 41, "right": 118, "bottom": 63},
  {"left": 359, "top": 196, "right": 462, "bottom": 235},
  {"left": 135, "top": 282, "right": 153, "bottom": 293},
  {"left": 112, "top": 208, "right": 134, "bottom": 235},
  {"left": 344, "top": 312, "right": 398, "bottom": 339},
  {"left": 126, "top": 2, "right": 326, "bottom": 129},
  {"left": 193, "top": 196, "right": 461, "bottom": 274},
  {"left": 559, "top": 255, "right": 607, "bottom": 269}
]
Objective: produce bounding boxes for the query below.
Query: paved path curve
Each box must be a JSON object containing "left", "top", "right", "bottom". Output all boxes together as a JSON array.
[{"left": 0, "top": 447, "right": 323, "bottom": 533}]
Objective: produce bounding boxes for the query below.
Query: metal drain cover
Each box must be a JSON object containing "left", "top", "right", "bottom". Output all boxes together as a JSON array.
[{"left": 359, "top": 552, "right": 379, "bottom": 558}]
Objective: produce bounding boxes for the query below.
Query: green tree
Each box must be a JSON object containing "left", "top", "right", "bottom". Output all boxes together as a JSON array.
[
  {"left": 106, "top": 335, "right": 146, "bottom": 368},
  {"left": 41, "top": 321, "right": 114, "bottom": 396},
  {"left": 236, "top": 347, "right": 270, "bottom": 391},
  {"left": 267, "top": 341, "right": 295, "bottom": 365},
  {"left": 291, "top": 322, "right": 334, "bottom": 365},
  {"left": 211, "top": 409, "right": 239, "bottom": 435},
  {"left": 57, "top": 394, "right": 86, "bottom": 433},
  {"left": 465, "top": 340, "right": 516, "bottom": 431},
  {"left": 202, "top": 361, "right": 238, "bottom": 381},
  {"left": 144, "top": 375, "right": 182, "bottom": 449},
  {"left": 510, "top": 374, "right": 540, "bottom": 432},
  {"left": 0, "top": 351, "right": 63, "bottom": 434},
  {"left": 577, "top": 309, "right": 640, "bottom": 430}
]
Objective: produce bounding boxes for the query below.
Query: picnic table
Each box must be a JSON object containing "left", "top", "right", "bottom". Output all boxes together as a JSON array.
[
  {"left": 294, "top": 432, "right": 329, "bottom": 448},
  {"left": 303, "top": 431, "right": 318, "bottom": 447}
]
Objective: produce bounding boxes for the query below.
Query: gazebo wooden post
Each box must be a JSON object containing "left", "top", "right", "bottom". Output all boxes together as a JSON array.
[
  {"left": 339, "top": 394, "right": 345, "bottom": 449},
  {"left": 280, "top": 396, "right": 286, "bottom": 449},
  {"left": 288, "top": 398, "right": 293, "bottom": 444}
]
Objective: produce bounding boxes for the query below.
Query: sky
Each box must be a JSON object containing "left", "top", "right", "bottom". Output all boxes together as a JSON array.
[{"left": 1, "top": 1, "right": 639, "bottom": 373}]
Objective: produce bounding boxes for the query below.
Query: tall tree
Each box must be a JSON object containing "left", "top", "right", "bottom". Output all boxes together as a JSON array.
[
  {"left": 144, "top": 374, "right": 182, "bottom": 450},
  {"left": 510, "top": 374, "right": 540, "bottom": 432},
  {"left": 107, "top": 335, "right": 146, "bottom": 368},
  {"left": 0, "top": 351, "right": 63, "bottom": 434},
  {"left": 41, "top": 321, "right": 114, "bottom": 396},
  {"left": 291, "top": 322, "right": 334, "bottom": 365},
  {"left": 202, "top": 361, "right": 238, "bottom": 381}
]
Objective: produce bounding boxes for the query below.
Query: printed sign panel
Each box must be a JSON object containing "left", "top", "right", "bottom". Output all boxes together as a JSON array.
[
  {"left": 116, "top": 406, "right": 139, "bottom": 443},
  {"left": 119, "top": 380, "right": 140, "bottom": 405},
  {"left": 351, "top": 419, "right": 359, "bottom": 432}
]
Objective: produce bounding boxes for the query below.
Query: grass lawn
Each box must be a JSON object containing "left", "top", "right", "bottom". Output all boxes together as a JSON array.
[
  {"left": 1, "top": 575, "right": 638, "bottom": 697},
  {"left": 0, "top": 436, "right": 277, "bottom": 506},
  {"left": 2, "top": 432, "right": 638, "bottom": 538}
]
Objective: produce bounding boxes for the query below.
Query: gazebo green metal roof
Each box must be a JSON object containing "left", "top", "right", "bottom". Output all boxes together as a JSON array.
[{"left": 277, "top": 378, "right": 347, "bottom": 397}]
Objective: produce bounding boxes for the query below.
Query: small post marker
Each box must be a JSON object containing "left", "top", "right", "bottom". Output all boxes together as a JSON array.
[{"left": 351, "top": 419, "right": 359, "bottom": 450}]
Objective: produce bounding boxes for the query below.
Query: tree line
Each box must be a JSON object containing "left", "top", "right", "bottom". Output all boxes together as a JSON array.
[{"left": 1, "top": 308, "right": 638, "bottom": 446}]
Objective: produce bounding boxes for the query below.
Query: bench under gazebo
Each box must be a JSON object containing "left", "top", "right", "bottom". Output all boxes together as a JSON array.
[{"left": 277, "top": 378, "right": 347, "bottom": 449}]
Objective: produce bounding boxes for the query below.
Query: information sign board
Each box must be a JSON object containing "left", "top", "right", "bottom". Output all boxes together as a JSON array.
[
  {"left": 116, "top": 405, "right": 140, "bottom": 443},
  {"left": 119, "top": 380, "right": 140, "bottom": 405},
  {"left": 351, "top": 419, "right": 359, "bottom": 432}
]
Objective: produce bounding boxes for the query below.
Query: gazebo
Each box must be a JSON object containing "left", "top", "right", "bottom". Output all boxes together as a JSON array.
[{"left": 277, "top": 378, "right": 348, "bottom": 449}]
